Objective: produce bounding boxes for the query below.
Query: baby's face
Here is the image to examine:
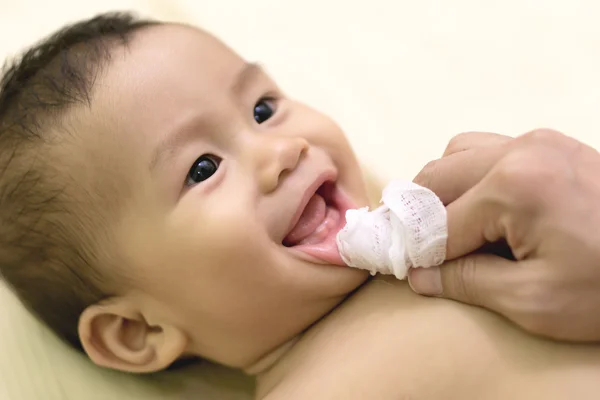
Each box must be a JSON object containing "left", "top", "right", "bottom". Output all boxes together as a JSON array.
[{"left": 74, "top": 24, "right": 369, "bottom": 368}]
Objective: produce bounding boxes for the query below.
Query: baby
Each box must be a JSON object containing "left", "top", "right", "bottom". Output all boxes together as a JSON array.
[
  {"left": 0, "top": 12, "right": 373, "bottom": 372},
  {"left": 6, "top": 14, "right": 600, "bottom": 400}
]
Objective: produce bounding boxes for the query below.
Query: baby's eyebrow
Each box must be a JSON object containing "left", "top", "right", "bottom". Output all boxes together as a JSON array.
[
  {"left": 149, "top": 62, "right": 263, "bottom": 174},
  {"left": 230, "top": 62, "right": 264, "bottom": 96}
]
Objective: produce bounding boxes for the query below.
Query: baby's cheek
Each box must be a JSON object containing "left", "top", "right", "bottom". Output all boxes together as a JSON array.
[
  {"left": 295, "top": 107, "right": 349, "bottom": 146},
  {"left": 197, "top": 207, "right": 265, "bottom": 253},
  {"left": 165, "top": 214, "right": 266, "bottom": 289},
  {"left": 299, "top": 112, "right": 363, "bottom": 180}
]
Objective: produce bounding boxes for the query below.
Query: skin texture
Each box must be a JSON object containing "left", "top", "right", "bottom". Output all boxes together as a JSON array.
[{"left": 73, "top": 24, "right": 370, "bottom": 372}]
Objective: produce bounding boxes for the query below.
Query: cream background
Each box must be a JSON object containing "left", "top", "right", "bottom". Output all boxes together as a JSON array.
[{"left": 1, "top": 0, "right": 599, "bottom": 399}]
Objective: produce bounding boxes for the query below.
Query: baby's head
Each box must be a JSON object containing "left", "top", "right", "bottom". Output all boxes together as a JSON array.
[{"left": 0, "top": 12, "right": 369, "bottom": 373}]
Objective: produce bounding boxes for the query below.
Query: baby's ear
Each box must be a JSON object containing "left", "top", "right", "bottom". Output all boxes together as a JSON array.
[{"left": 78, "top": 298, "right": 187, "bottom": 373}]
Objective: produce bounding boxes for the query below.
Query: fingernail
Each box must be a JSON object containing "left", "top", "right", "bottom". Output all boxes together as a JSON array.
[{"left": 408, "top": 267, "right": 442, "bottom": 296}]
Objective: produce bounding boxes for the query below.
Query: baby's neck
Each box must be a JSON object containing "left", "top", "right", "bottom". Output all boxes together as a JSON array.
[{"left": 243, "top": 336, "right": 300, "bottom": 376}]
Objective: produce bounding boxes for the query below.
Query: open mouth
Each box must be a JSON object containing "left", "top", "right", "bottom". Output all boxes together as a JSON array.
[{"left": 283, "top": 181, "right": 351, "bottom": 265}]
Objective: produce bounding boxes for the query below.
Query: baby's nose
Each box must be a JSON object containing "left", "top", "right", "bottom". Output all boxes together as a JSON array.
[{"left": 253, "top": 135, "right": 309, "bottom": 194}]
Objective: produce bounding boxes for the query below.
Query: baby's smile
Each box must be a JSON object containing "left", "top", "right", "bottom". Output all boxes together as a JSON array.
[{"left": 283, "top": 176, "right": 356, "bottom": 266}]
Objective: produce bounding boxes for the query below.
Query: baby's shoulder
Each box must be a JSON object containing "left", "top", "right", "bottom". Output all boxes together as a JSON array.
[
  {"left": 258, "top": 276, "right": 600, "bottom": 399},
  {"left": 257, "top": 278, "right": 497, "bottom": 399}
]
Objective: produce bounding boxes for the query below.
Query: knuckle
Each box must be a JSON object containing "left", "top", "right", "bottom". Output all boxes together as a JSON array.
[
  {"left": 518, "top": 128, "right": 583, "bottom": 155},
  {"left": 413, "top": 159, "right": 439, "bottom": 188},
  {"left": 490, "top": 148, "right": 561, "bottom": 202},
  {"left": 520, "top": 128, "right": 567, "bottom": 145},
  {"left": 444, "top": 132, "right": 478, "bottom": 154},
  {"left": 451, "top": 256, "right": 482, "bottom": 304},
  {"left": 492, "top": 152, "right": 538, "bottom": 191}
]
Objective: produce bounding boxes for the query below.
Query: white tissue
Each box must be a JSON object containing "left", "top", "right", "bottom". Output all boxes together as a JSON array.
[{"left": 336, "top": 180, "right": 448, "bottom": 279}]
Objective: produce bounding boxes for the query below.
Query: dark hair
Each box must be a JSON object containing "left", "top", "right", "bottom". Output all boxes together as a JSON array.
[{"left": 0, "top": 12, "right": 159, "bottom": 349}]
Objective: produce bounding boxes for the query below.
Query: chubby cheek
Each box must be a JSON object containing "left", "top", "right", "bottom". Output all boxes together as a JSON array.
[
  {"left": 167, "top": 201, "right": 280, "bottom": 292},
  {"left": 334, "top": 146, "right": 369, "bottom": 207},
  {"left": 144, "top": 214, "right": 274, "bottom": 347}
]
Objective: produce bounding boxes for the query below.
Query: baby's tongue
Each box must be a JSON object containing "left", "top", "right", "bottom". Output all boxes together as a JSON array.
[{"left": 284, "top": 193, "right": 327, "bottom": 246}]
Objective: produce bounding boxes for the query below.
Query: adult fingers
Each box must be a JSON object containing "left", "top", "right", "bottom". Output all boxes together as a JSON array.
[
  {"left": 408, "top": 254, "right": 523, "bottom": 317},
  {"left": 413, "top": 143, "right": 509, "bottom": 205},
  {"left": 442, "top": 131, "right": 513, "bottom": 157},
  {"left": 441, "top": 180, "right": 505, "bottom": 260},
  {"left": 416, "top": 129, "right": 572, "bottom": 205}
]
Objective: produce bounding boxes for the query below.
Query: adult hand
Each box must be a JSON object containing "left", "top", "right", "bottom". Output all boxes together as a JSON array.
[{"left": 408, "top": 129, "right": 600, "bottom": 342}]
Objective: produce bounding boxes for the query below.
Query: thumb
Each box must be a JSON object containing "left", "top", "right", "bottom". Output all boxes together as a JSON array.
[{"left": 408, "top": 254, "right": 519, "bottom": 311}]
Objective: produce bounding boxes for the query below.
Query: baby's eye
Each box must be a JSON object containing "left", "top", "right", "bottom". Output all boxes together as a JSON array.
[
  {"left": 254, "top": 97, "right": 276, "bottom": 124},
  {"left": 186, "top": 155, "right": 220, "bottom": 186}
]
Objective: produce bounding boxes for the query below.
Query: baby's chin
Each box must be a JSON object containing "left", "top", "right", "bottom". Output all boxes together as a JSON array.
[{"left": 300, "top": 257, "right": 369, "bottom": 298}]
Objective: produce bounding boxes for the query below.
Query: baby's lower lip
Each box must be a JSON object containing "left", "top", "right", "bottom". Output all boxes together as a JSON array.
[{"left": 285, "top": 186, "right": 353, "bottom": 266}]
